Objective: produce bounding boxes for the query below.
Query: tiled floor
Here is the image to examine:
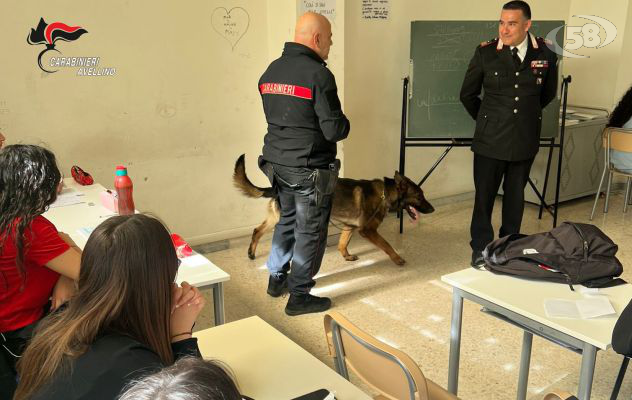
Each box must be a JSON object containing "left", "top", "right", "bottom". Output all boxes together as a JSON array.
[{"left": 196, "top": 191, "right": 631, "bottom": 400}]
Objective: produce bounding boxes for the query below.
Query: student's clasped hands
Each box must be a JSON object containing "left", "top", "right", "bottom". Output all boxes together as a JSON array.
[{"left": 171, "top": 281, "right": 205, "bottom": 341}]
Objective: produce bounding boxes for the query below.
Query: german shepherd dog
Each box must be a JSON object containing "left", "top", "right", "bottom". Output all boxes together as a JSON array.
[{"left": 233, "top": 155, "right": 435, "bottom": 266}]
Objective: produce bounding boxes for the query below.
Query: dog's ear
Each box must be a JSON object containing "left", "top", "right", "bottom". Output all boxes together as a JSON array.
[
  {"left": 394, "top": 171, "right": 403, "bottom": 183},
  {"left": 394, "top": 171, "right": 407, "bottom": 193}
]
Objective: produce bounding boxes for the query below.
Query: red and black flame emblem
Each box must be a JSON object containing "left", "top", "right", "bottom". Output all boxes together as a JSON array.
[{"left": 27, "top": 18, "right": 87, "bottom": 73}]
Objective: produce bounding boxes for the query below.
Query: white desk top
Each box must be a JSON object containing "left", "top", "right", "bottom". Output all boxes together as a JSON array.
[
  {"left": 442, "top": 268, "right": 632, "bottom": 350},
  {"left": 194, "top": 316, "right": 372, "bottom": 400},
  {"left": 43, "top": 179, "right": 229, "bottom": 287}
]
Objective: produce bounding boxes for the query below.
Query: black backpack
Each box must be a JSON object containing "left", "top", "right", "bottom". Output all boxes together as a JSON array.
[{"left": 483, "top": 222, "right": 624, "bottom": 290}]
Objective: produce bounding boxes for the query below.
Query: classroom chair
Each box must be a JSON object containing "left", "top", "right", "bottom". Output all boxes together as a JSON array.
[
  {"left": 543, "top": 390, "right": 578, "bottom": 400},
  {"left": 610, "top": 356, "right": 630, "bottom": 400},
  {"left": 590, "top": 127, "right": 632, "bottom": 220},
  {"left": 323, "top": 311, "right": 458, "bottom": 400}
]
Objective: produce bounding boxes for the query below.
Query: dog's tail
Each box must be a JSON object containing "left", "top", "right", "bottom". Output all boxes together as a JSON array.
[{"left": 233, "top": 154, "right": 275, "bottom": 199}]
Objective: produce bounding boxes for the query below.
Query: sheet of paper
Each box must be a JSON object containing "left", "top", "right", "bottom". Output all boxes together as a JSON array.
[
  {"left": 180, "top": 253, "right": 207, "bottom": 268},
  {"left": 544, "top": 297, "right": 616, "bottom": 319},
  {"left": 544, "top": 299, "right": 580, "bottom": 319},
  {"left": 76, "top": 227, "right": 95, "bottom": 240},
  {"left": 50, "top": 188, "right": 85, "bottom": 208},
  {"left": 298, "top": 0, "right": 336, "bottom": 22},
  {"left": 577, "top": 296, "right": 616, "bottom": 319},
  {"left": 578, "top": 286, "right": 599, "bottom": 294},
  {"left": 362, "top": 0, "right": 390, "bottom": 20},
  {"left": 572, "top": 112, "right": 597, "bottom": 120}
]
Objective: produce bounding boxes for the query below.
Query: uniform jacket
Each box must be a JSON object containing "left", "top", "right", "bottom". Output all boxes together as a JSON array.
[
  {"left": 259, "top": 42, "right": 350, "bottom": 168},
  {"left": 460, "top": 33, "right": 559, "bottom": 161}
]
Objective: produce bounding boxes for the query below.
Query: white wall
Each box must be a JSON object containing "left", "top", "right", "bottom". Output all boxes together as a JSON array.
[
  {"left": 564, "top": 0, "right": 631, "bottom": 110},
  {"left": 612, "top": 1, "right": 632, "bottom": 107},
  {"left": 1, "top": 0, "right": 272, "bottom": 244}
]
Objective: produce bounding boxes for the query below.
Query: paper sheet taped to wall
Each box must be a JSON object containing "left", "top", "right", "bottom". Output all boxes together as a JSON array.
[
  {"left": 362, "top": 0, "right": 390, "bottom": 20},
  {"left": 298, "top": 0, "right": 336, "bottom": 22}
]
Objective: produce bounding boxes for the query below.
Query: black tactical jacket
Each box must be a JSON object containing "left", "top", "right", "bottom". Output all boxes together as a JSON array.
[{"left": 259, "top": 42, "right": 350, "bottom": 168}]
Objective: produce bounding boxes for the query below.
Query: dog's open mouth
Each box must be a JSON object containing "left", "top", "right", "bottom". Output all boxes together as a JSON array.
[{"left": 406, "top": 205, "right": 419, "bottom": 221}]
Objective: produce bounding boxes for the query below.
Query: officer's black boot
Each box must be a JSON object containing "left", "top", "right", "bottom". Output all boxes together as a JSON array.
[
  {"left": 285, "top": 293, "right": 331, "bottom": 316},
  {"left": 267, "top": 274, "right": 288, "bottom": 297}
]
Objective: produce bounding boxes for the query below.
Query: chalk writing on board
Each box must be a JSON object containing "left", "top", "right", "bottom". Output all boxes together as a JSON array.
[
  {"left": 425, "top": 27, "right": 477, "bottom": 71},
  {"left": 362, "top": 0, "right": 390, "bottom": 20},
  {"left": 415, "top": 89, "right": 462, "bottom": 121},
  {"left": 298, "top": 0, "right": 336, "bottom": 22},
  {"left": 211, "top": 7, "right": 250, "bottom": 51}
]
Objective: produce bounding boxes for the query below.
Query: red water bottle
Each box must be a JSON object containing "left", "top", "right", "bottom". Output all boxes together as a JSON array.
[{"left": 114, "top": 166, "right": 135, "bottom": 215}]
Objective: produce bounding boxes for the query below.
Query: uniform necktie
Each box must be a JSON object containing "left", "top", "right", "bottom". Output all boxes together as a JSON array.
[{"left": 511, "top": 47, "right": 521, "bottom": 69}]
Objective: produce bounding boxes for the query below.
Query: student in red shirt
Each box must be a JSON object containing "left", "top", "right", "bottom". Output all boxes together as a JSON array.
[{"left": 0, "top": 145, "right": 81, "bottom": 399}]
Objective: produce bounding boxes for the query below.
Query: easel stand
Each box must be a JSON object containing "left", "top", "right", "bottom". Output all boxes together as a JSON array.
[{"left": 398, "top": 76, "right": 572, "bottom": 234}]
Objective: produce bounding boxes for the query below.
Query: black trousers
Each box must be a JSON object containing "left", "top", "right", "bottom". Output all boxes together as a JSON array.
[
  {"left": 470, "top": 153, "right": 535, "bottom": 252},
  {"left": 263, "top": 163, "right": 334, "bottom": 295},
  {"left": 1, "top": 322, "right": 38, "bottom": 400}
]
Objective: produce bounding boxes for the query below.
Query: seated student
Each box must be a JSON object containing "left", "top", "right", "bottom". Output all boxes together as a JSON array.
[
  {"left": 607, "top": 84, "right": 632, "bottom": 173},
  {"left": 0, "top": 144, "right": 81, "bottom": 399},
  {"left": 119, "top": 356, "right": 243, "bottom": 400},
  {"left": 14, "top": 214, "right": 205, "bottom": 400}
]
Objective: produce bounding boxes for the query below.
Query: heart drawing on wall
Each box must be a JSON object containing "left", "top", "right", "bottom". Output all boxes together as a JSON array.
[{"left": 211, "top": 7, "right": 250, "bottom": 51}]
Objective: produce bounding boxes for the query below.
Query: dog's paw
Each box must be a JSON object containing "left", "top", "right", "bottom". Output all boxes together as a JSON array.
[
  {"left": 247, "top": 249, "right": 256, "bottom": 260},
  {"left": 344, "top": 255, "right": 359, "bottom": 261},
  {"left": 392, "top": 256, "right": 406, "bottom": 266}
]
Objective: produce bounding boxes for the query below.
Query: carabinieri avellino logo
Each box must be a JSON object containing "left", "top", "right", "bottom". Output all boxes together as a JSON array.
[{"left": 27, "top": 18, "right": 87, "bottom": 73}]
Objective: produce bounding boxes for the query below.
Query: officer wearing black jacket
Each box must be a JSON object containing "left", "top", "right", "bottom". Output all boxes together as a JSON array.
[
  {"left": 460, "top": 1, "right": 558, "bottom": 268},
  {"left": 258, "top": 12, "right": 350, "bottom": 316}
]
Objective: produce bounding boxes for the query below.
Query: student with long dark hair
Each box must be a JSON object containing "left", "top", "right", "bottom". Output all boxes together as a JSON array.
[
  {"left": 0, "top": 144, "right": 81, "bottom": 399},
  {"left": 14, "top": 214, "right": 205, "bottom": 400},
  {"left": 607, "top": 84, "right": 632, "bottom": 173}
]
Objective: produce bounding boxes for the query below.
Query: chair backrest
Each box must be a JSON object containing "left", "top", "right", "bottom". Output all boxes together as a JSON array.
[
  {"left": 324, "top": 312, "right": 429, "bottom": 400},
  {"left": 603, "top": 127, "right": 632, "bottom": 153},
  {"left": 601, "top": 127, "right": 632, "bottom": 174},
  {"left": 542, "top": 390, "right": 578, "bottom": 400}
]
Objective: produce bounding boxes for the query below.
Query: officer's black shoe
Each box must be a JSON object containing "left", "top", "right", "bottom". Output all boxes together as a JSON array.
[
  {"left": 471, "top": 250, "right": 486, "bottom": 270},
  {"left": 267, "top": 274, "right": 288, "bottom": 297},
  {"left": 285, "top": 293, "right": 332, "bottom": 316}
]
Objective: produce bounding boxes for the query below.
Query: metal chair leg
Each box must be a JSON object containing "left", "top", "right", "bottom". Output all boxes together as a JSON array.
[
  {"left": 625, "top": 177, "right": 632, "bottom": 212},
  {"left": 628, "top": 178, "right": 632, "bottom": 205},
  {"left": 590, "top": 166, "right": 608, "bottom": 220},
  {"left": 605, "top": 172, "right": 613, "bottom": 213},
  {"left": 610, "top": 356, "right": 629, "bottom": 400}
]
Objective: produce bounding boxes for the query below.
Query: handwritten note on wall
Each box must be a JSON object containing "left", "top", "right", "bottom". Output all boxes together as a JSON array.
[
  {"left": 298, "top": 0, "right": 336, "bottom": 22},
  {"left": 362, "top": 0, "right": 390, "bottom": 20}
]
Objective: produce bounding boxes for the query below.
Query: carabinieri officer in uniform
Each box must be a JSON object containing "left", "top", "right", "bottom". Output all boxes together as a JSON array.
[
  {"left": 460, "top": 0, "right": 558, "bottom": 268},
  {"left": 257, "top": 12, "right": 350, "bottom": 316}
]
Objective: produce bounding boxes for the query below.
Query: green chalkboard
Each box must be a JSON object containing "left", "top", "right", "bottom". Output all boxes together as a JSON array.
[{"left": 407, "top": 20, "right": 564, "bottom": 138}]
